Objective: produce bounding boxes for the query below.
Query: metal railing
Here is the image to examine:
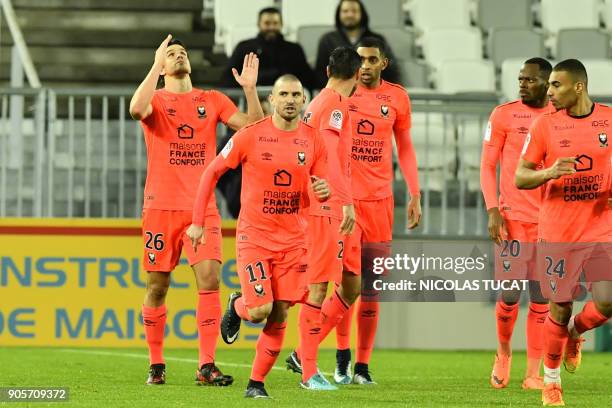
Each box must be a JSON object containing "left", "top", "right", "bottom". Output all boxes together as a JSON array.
[{"left": 7, "top": 86, "right": 585, "bottom": 238}]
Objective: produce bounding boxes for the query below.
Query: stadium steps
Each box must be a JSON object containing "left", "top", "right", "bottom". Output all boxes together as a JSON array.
[{"left": 2, "top": 1, "right": 218, "bottom": 86}]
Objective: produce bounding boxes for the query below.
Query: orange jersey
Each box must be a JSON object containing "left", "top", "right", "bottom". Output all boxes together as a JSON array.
[
  {"left": 303, "top": 88, "right": 352, "bottom": 219},
  {"left": 348, "top": 80, "right": 412, "bottom": 200},
  {"left": 481, "top": 100, "right": 553, "bottom": 223},
  {"left": 216, "top": 117, "right": 328, "bottom": 251},
  {"left": 522, "top": 103, "right": 612, "bottom": 242},
  {"left": 140, "top": 88, "right": 237, "bottom": 210}
]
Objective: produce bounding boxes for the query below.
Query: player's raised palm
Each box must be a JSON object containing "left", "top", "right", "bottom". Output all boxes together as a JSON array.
[{"left": 232, "top": 52, "right": 259, "bottom": 88}]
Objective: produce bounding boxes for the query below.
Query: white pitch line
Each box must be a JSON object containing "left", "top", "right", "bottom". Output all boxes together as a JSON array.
[{"left": 58, "top": 348, "right": 333, "bottom": 376}]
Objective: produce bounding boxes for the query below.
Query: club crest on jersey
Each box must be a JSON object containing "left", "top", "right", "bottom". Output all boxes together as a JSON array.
[
  {"left": 380, "top": 104, "right": 389, "bottom": 118},
  {"left": 303, "top": 112, "right": 312, "bottom": 124},
  {"left": 197, "top": 105, "right": 206, "bottom": 119},
  {"left": 549, "top": 279, "right": 557, "bottom": 294},
  {"left": 599, "top": 132, "right": 608, "bottom": 147},
  {"left": 502, "top": 260, "right": 511, "bottom": 272},
  {"left": 297, "top": 151, "right": 306, "bottom": 165},
  {"left": 147, "top": 253, "right": 156, "bottom": 265},
  {"left": 254, "top": 283, "right": 265, "bottom": 297}
]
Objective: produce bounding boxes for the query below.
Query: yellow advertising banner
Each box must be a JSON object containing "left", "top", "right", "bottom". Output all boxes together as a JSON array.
[{"left": 0, "top": 218, "right": 335, "bottom": 349}]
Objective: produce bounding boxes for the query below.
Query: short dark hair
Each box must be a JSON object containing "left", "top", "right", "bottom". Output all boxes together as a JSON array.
[
  {"left": 168, "top": 38, "right": 186, "bottom": 50},
  {"left": 259, "top": 7, "right": 281, "bottom": 22},
  {"left": 358, "top": 36, "right": 387, "bottom": 58},
  {"left": 523, "top": 57, "right": 552, "bottom": 80},
  {"left": 328, "top": 47, "right": 361, "bottom": 79},
  {"left": 553, "top": 59, "right": 588, "bottom": 84}
]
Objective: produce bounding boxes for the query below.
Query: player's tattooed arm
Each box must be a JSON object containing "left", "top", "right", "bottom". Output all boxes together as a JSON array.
[
  {"left": 129, "top": 34, "right": 172, "bottom": 120},
  {"left": 515, "top": 157, "right": 576, "bottom": 189},
  {"left": 226, "top": 53, "right": 264, "bottom": 130}
]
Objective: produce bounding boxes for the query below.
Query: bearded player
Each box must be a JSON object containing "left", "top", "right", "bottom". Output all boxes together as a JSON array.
[{"left": 129, "top": 35, "right": 263, "bottom": 386}]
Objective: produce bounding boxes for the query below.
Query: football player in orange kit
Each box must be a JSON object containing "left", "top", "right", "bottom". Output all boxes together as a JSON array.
[
  {"left": 481, "top": 58, "right": 554, "bottom": 390},
  {"left": 332, "top": 37, "right": 421, "bottom": 384},
  {"left": 187, "top": 74, "right": 332, "bottom": 398},
  {"left": 516, "top": 59, "right": 611, "bottom": 406},
  {"left": 129, "top": 35, "right": 263, "bottom": 386}
]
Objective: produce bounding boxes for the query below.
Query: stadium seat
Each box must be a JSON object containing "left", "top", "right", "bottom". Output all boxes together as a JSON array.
[
  {"left": 540, "top": 0, "right": 601, "bottom": 34},
  {"left": 556, "top": 29, "right": 610, "bottom": 60},
  {"left": 297, "top": 25, "right": 333, "bottom": 67},
  {"left": 411, "top": 112, "right": 456, "bottom": 191},
  {"left": 581, "top": 59, "right": 612, "bottom": 96},
  {"left": 436, "top": 60, "right": 496, "bottom": 94},
  {"left": 362, "top": 0, "right": 404, "bottom": 27},
  {"left": 224, "top": 25, "right": 259, "bottom": 57},
  {"left": 409, "top": 0, "right": 472, "bottom": 33},
  {"left": 477, "top": 0, "right": 532, "bottom": 31},
  {"left": 397, "top": 60, "right": 429, "bottom": 88},
  {"left": 488, "top": 28, "right": 545, "bottom": 69},
  {"left": 282, "top": 0, "right": 337, "bottom": 39},
  {"left": 604, "top": 0, "right": 612, "bottom": 28},
  {"left": 214, "top": 0, "right": 274, "bottom": 48},
  {"left": 500, "top": 58, "right": 526, "bottom": 101},
  {"left": 374, "top": 27, "right": 416, "bottom": 60},
  {"left": 421, "top": 28, "right": 483, "bottom": 69}
]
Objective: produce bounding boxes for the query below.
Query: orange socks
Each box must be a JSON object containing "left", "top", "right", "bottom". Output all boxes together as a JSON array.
[
  {"left": 142, "top": 304, "right": 167, "bottom": 365},
  {"left": 543, "top": 316, "right": 568, "bottom": 370},
  {"left": 319, "top": 290, "right": 350, "bottom": 343},
  {"left": 250, "top": 321, "right": 287, "bottom": 382},
  {"left": 495, "top": 301, "right": 519, "bottom": 347},
  {"left": 526, "top": 302, "right": 549, "bottom": 360},
  {"left": 356, "top": 300, "right": 379, "bottom": 364},
  {"left": 336, "top": 302, "right": 354, "bottom": 350},
  {"left": 196, "top": 290, "right": 221, "bottom": 368},
  {"left": 299, "top": 303, "right": 322, "bottom": 382},
  {"left": 574, "top": 301, "right": 609, "bottom": 334}
]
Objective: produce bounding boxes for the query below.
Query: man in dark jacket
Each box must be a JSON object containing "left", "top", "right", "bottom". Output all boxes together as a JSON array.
[
  {"left": 220, "top": 7, "right": 315, "bottom": 90},
  {"left": 314, "top": 0, "right": 401, "bottom": 88}
]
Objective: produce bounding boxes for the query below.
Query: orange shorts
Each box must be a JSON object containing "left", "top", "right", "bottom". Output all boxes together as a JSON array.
[
  {"left": 236, "top": 243, "right": 308, "bottom": 308},
  {"left": 344, "top": 196, "right": 394, "bottom": 275},
  {"left": 142, "top": 208, "right": 222, "bottom": 272},
  {"left": 307, "top": 215, "right": 344, "bottom": 284},
  {"left": 494, "top": 219, "right": 538, "bottom": 281},
  {"left": 538, "top": 242, "right": 611, "bottom": 302}
]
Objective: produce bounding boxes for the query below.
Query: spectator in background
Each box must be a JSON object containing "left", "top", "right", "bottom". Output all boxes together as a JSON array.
[
  {"left": 220, "top": 7, "right": 315, "bottom": 90},
  {"left": 315, "top": 0, "right": 401, "bottom": 89}
]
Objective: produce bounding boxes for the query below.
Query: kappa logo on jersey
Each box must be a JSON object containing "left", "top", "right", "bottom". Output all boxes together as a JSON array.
[
  {"left": 274, "top": 169, "right": 292, "bottom": 186},
  {"left": 303, "top": 112, "right": 312, "bottom": 124},
  {"left": 147, "top": 253, "right": 156, "bottom": 265},
  {"left": 599, "top": 132, "right": 608, "bottom": 147},
  {"left": 177, "top": 124, "right": 194, "bottom": 139},
  {"left": 560, "top": 139, "right": 571, "bottom": 148},
  {"left": 357, "top": 119, "right": 375, "bottom": 135},
  {"left": 297, "top": 151, "right": 306, "bottom": 165},
  {"left": 380, "top": 105, "right": 389, "bottom": 118},
  {"left": 197, "top": 105, "right": 206, "bottom": 119},
  {"left": 574, "top": 154, "right": 593, "bottom": 172},
  {"left": 221, "top": 138, "right": 233, "bottom": 158},
  {"left": 329, "top": 109, "right": 343, "bottom": 130}
]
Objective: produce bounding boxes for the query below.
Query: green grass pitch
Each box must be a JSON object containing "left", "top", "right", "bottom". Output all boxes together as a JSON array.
[{"left": 1, "top": 347, "right": 611, "bottom": 407}]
